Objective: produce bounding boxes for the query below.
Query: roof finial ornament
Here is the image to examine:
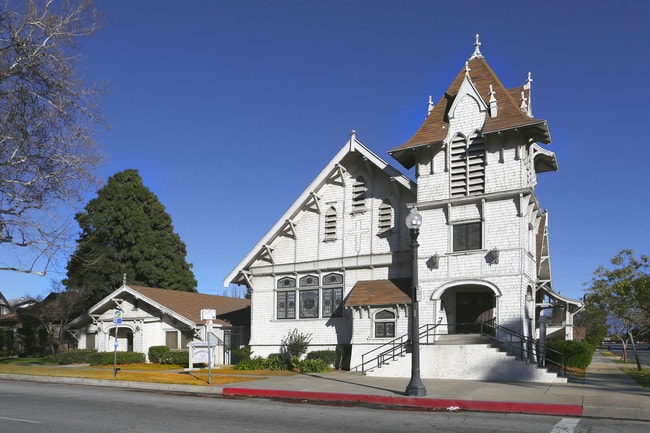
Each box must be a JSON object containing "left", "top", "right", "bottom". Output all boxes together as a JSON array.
[
  {"left": 465, "top": 61, "right": 471, "bottom": 76},
  {"left": 489, "top": 84, "right": 497, "bottom": 118},
  {"left": 349, "top": 130, "right": 357, "bottom": 152},
  {"left": 123, "top": 273, "right": 127, "bottom": 286},
  {"left": 520, "top": 91, "right": 528, "bottom": 112},
  {"left": 427, "top": 95, "right": 434, "bottom": 117},
  {"left": 471, "top": 33, "right": 483, "bottom": 59}
]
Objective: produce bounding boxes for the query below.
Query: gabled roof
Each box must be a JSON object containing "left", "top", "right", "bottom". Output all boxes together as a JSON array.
[
  {"left": 0, "top": 291, "right": 12, "bottom": 313},
  {"left": 345, "top": 279, "right": 411, "bottom": 307},
  {"left": 81, "top": 285, "right": 250, "bottom": 327},
  {"left": 390, "top": 44, "right": 551, "bottom": 169},
  {"left": 224, "top": 134, "right": 416, "bottom": 287}
]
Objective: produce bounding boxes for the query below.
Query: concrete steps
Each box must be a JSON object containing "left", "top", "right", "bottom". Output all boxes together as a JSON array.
[{"left": 366, "top": 339, "right": 566, "bottom": 383}]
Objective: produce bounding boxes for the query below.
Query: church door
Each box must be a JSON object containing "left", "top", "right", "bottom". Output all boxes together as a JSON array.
[{"left": 456, "top": 292, "right": 494, "bottom": 333}]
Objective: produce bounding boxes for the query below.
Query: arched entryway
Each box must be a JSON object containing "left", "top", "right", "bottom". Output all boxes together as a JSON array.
[{"left": 435, "top": 283, "right": 498, "bottom": 334}]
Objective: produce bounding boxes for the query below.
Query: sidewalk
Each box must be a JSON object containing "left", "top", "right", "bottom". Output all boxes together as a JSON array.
[
  {"left": 220, "top": 352, "right": 649, "bottom": 420},
  {"left": 1, "top": 352, "right": 648, "bottom": 420}
]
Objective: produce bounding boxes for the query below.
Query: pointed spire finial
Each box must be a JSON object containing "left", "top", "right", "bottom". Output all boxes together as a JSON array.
[
  {"left": 427, "top": 95, "right": 434, "bottom": 116},
  {"left": 489, "top": 84, "right": 497, "bottom": 118},
  {"left": 123, "top": 273, "right": 127, "bottom": 286},
  {"left": 520, "top": 91, "right": 528, "bottom": 112},
  {"left": 465, "top": 61, "right": 471, "bottom": 76},
  {"left": 471, "top": 33, "right": 483, "bottom": 59}
]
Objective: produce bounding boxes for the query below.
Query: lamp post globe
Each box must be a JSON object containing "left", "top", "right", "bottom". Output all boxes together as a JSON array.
[{"left": 405, "top": 207, "right": 426, "bottom": 396}]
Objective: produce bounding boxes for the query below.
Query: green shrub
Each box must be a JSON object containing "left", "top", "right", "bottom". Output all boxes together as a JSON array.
[
  {"left": 233, "top": 346, "right": 252, "bottom": 363},
  {"left": 148, "top": 346, "right": 170, "bottom": 363},
  {"left": 234, "top": 356, "right": 269, "bottom": 370},
  {"left": 160, "top": 350, "right": 188, "bottom": 366},
  {"left": 88, "top": 351, "right": 146, "bottom": 365},
  {"left": 56, "top": 349, "right": 97, "bottom": 365},
  {"left": 266, "top": 353, "right": 289, "bottom": 370},
  {"left": 298, "top": 358, "right": 331, "bottom": 374},
  {"left": 281, "top": 329, "right": 312, "bottom": 358},
  {"left": 545, "top": 340, "right": 595, "bottom": 369},
  {"left": 306, "top": 350, "right": 337, "bottom": 365}
]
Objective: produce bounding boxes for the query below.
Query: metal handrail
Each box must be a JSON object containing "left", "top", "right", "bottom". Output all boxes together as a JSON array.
[
  {"left": 480, "top": 318, "right": 565, "bottom": 375},
  {"left": 356, "top": 322, "right": 442, "bottom": 375}
]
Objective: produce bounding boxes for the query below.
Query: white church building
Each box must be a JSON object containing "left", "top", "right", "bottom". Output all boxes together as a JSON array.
[{"left": 225, "top": 37, "right": 582, "bottom": 382}]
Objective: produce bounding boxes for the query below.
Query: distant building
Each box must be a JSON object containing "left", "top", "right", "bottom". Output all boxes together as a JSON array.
[
  {"left": 71, "top": 285, "right": 250, "bottom": 364},
  {"left": 225, "top": 36, "right": 582, "bottom": 382}
]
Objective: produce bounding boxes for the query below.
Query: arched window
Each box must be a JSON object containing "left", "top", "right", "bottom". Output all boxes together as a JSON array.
[
  {"left": 374, "top": 309, "right": 396, "bottom": 338},
  {"left": 450, "top": 133, "right": 485, "bottom": 197},
  {"left": 324, "top": 206, "right": 337, "bottom": 240},
  {"left": 378, "top": 199, "right": 393, "bottom": 234}
]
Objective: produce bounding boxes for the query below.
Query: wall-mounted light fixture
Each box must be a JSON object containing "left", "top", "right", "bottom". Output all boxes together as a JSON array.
[
  {"left": 427, "top": 253, "right": 439, "bottom": 270},
  {"left": 489, "top": 248, "right": 499, "bottom": 264}
]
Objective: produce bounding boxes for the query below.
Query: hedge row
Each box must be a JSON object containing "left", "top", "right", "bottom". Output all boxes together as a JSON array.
[
  {"left": 234, "top": 348, "right": 335, "bottom": 373},
  {"left": 57, "top": 349, "right": 145, "bottom": 365},
  {"left": 148, "top": 346, "right": 188, "bottom": 365}
]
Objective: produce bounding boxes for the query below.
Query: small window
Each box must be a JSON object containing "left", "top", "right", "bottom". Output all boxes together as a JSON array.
[
  {"left": 277, "top": 291, "right": 296, "bottom": 319},
  {"left": 324, "top": 207, "right": 337, "bottom": 240},
  {"left": 86, "top": 333, "right": 96, "bottom": 350},
  {"left": 299, "top": 289, "right": 319, "bottom": 318},
  {"left": 352, "top": 177, "right": 367, "bottom": 212},
  {"left": 299, "top": 275, "right": 319, "bottom": 287},
  {"left": 374, "top": 310, "right": 396, "bottom": 338},
  {"left": 378, "top": 200, "right": 393, "bottom": 233},
  {"left": 277, "top": 277, "right": 296, "bottom": 288},
  {"left": 165, "top": 331, "right": 178, "bottom": 349},
  {"left": 323, "top": 272, "right": 343, "bottom": 285},
  {"left": 453, "top": 221, "right": 482, "bottom": 251}
]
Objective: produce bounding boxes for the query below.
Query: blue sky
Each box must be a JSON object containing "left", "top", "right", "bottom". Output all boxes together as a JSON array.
[{"left": 3, "top": 0, "right": 649, "bottom": 302}]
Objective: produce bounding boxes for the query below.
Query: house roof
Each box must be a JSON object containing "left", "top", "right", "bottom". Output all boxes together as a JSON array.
[
  {"left": 389, "top": 45, "right": 551, "bottom": 169},
  {"left": 224, "top": 133, "right": 416, "bottom": 287},
  {"left": 345, "top": 279, "right": 412, "bottom": 307},
  {"left": 127, "top": 286, "right": 250, "bottom": 325},
  {"left": 79, "top": 285, "right": 250, "bottom": 328}
]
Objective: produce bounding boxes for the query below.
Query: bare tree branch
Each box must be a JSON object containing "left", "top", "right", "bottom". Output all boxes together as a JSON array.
[{"left": 0, "top": 0, "right": 105, "bottom": 275}]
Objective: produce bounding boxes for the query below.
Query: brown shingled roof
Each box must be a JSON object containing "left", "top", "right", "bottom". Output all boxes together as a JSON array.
[
  {"left": 390, "top": 56, "right": 549, "bottom": 169},
  {"left": 345, "top": 279, "right": 412, "bottom": 307},
  {"left": 128, "top": 286, "right": 250, "bottom": 326}
]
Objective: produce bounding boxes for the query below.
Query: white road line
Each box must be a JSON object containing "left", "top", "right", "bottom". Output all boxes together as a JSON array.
[
  {"left": 0, "top": 415, "right": 42, "bottom": 424},
  {"left": 550, "top": 417, "right": 581, "bottom": 433}
]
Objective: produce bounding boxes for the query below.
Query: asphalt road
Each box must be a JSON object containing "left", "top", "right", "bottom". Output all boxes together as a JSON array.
[
  {"left": 1, "top": 380, "right": 649, "bottom": 433},
  {"left": 606, "top": 343, "right": 650, "bottom": 365}
]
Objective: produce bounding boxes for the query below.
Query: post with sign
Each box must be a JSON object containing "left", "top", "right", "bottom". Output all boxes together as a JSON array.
[
  {"left": 113, "top": 310, "right": 122, "bottom": 378},
  {"left": 201, "top": 309, "right": 217, "bottom": 385}
]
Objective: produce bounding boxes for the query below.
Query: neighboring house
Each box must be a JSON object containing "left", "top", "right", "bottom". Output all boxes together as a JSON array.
[
  {"left": 0, "top": 294, "right": 36, "bottom": 355},
  {"left": 225, "top": 37, "right": 582, "bottom": 382},
  {"left": 70, "top": 284, "right": 250, "bottom": 364},
  {"left": 0, "top": 292, "right": 18, "bottom": 354}
]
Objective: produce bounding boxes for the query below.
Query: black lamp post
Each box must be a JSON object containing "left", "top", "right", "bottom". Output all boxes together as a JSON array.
[{"left": 405, "top": 207, "right": 426, "bottom": 397}]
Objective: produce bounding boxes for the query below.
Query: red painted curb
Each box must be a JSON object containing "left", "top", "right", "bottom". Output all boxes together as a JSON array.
[{"left": 222, "top": 388, "right": 583, "bottom": 416}]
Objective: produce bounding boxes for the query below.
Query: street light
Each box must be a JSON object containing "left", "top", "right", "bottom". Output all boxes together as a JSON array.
[{"left": 405, "top": 207, "right": 426, "bottom": 396}]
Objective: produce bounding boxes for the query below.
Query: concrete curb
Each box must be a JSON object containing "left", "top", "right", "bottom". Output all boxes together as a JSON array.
[{"left": 222, "top": 387, "right": 584, "bottom": 416}]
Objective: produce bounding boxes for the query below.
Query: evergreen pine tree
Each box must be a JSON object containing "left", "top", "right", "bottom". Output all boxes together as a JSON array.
[{"left": 64, "top": 169, "right": 197, "bottom": 305}]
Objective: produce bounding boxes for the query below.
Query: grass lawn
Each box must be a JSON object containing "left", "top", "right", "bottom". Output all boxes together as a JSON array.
[
  {"left": 0, "top": 358, "right": 296, "bottom": 386},
  {"left": 599, "top": 350, "right": 650, "bottom": 388}
]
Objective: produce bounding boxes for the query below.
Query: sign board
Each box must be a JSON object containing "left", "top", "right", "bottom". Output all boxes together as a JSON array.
[
  {"left": 113, "top": 310, "right": 122, "bottom": 325},
  {"left": 201, "top": 309, "right": 216, "bottom": 321}
]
